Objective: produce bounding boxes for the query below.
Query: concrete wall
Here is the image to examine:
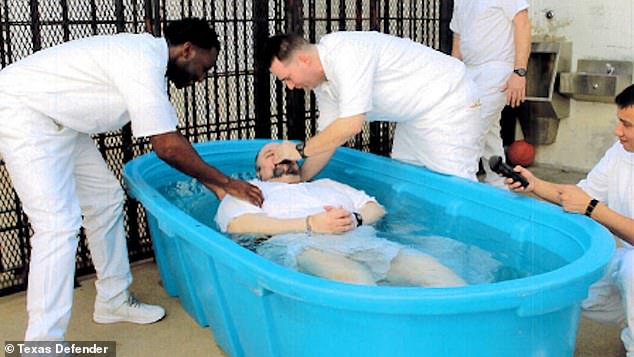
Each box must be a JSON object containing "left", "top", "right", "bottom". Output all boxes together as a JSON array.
[{"left": 526, "top": 0, "right": 633, "bottom": 171}]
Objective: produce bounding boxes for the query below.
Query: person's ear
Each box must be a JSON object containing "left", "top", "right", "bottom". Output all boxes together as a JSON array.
[
  {"left": 296, "top": 52, "right": 310, "bottom": 66},
  {"left": 181, "top": 42, "right": 194, "bottom": 60}
]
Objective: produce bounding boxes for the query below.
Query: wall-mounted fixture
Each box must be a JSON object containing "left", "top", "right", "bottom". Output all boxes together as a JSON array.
[
  {"left": 524, "top": 41, "right": 572, "bottom": 145},
  {"left": 560, "top": 60, "right": 633, "bottom": 103}
]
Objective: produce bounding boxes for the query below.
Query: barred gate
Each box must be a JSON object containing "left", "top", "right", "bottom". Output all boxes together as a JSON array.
[{"left": 0, "top": 0, "right": 452, "bottom": 296}]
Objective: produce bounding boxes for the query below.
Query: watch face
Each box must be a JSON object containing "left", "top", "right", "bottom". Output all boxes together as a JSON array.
[
  {"left": 514, "top": 68, "right": 527, "bottom": 77},
  {"left": 296, "top": 142, "right": 306, "bottom": 158}
]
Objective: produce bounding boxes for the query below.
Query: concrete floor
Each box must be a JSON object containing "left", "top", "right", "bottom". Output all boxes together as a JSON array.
[
  {"left": 0, "top": 164, "right": 626, "bottom": 356},
  {"left": 0, "top": 263, "right": 226, "bottom": 357}
]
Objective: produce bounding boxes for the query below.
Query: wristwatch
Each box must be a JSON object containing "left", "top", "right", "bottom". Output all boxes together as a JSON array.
[
  {"left": 513, "top": 68, "right": 528, "bottom": 77},
  {"left": 585, "top": 198, "right": 599, "bottom": 218},
  {"left": 296, "top": 142, "right": 308, "bottom": 159},
  {"left": 353, "top": 212, "right": 363, "bottom": 227}
]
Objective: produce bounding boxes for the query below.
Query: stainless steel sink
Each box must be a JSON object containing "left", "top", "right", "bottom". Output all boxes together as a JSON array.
[
  {"left": 560, "top": 60, "right": 633, "bottom": 102},
  {"left": 523, "top": 41, "right": 572, "bottom": 144},
  {"left": 527, "top": 42, "right": 572, "bottom": 103}
]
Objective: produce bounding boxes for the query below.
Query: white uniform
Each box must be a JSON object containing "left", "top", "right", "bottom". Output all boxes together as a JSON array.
[
  {"left": 314, "top": 31, "right": 485, "bottom": 180},
  {"left": 450, "top": 0, "right": 529, "bottom": 187},
  {"left": 0, "top": 33, "right": 177, "bottom": 340},
  {"left": 577, "top": 142, "right": 634, "bottom": 355},
  {"left": 215, "top": 179, "right": 412, "bottom": 281}
]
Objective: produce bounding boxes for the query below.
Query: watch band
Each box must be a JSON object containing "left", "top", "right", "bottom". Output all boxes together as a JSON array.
[
  {"left": 585, "top": 198, "right": 599, "bottom": 218},
  {"left": 353, "top": 212, "right": 363, "bottom": 227},
  {"left": 513, "top": 68, "right": 528, "bottom": 77},
  {"left": 296, "top": 142, "right": 307, "bottom": 159}
]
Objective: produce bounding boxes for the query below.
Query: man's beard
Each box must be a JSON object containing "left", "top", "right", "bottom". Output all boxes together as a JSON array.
[
  {"left": 166, "top": 60, "right": 195, "bottom": 89},
  {"left": 272, "top": 160, "right": 300, "bottom": 178}
]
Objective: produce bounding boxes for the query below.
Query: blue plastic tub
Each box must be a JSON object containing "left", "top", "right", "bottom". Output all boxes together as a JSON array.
[{"left": 123, "top": 139, "right": 614, "bottom": 357}]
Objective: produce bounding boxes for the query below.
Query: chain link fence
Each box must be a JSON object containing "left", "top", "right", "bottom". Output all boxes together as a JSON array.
[{"left": 0, "top": 0, "right": 452, "bottom": 296}]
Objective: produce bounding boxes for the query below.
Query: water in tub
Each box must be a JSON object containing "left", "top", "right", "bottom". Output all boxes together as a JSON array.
[{"left": 159, "top": 175, "right": 567, "bottom": 286}]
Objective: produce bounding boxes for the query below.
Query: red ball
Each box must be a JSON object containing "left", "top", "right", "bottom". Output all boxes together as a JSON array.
[{"left": 507, "top": 140, "right": 535, "bottom": 166}]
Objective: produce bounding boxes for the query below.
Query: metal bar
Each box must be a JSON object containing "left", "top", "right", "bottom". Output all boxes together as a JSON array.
[
  {"left": 115, "top": 0, "right": 125, "bottom": 32},
  {"left": 275, "top": 81, "right": 284, "bottom": 138},
  {"left": 429, "top": 0, "right": 440, "bottom": 49},
  {"left": 59, "top": 0, "right": 70, "bottom": 42},
  {"left": 284, "top": 0, "right": 305, "bottom": 141},
  {"left": 92, "top": 0, "right": 107, "bottom": 166},
  {"left": 325, "top": 0, "right": 331, "bottom": 33},
  {"left": 188, "top": 86, "right": 196, "bottom": 142},
  {"left": 382, "top": 0, "right": 389, "bottom": 33},
  {"left": 28, "top": 0, "right": 41, "bottom": 51},
  {"left": 273, "top": 0, "right": 284, "bottom": 138},
  {"left": 369, "top": 0, "right": 379, "bottom": 31},
  {"left": 241, "top": 0, "right": 250, "bottom": 138},
  {"left": 337, "top": 0, "right": 345, "bottom": 31},
  {"left": 121, "top": 126, "right": 142, "bottom": 254},
  {"left": 274, "top": 0, "right": 285, "bottom": 140},
  {"left": 307, "top": 0, "right": 315, "bottom": 42},
  {"left": 422, "top": 0, "right": 428, "bottom": 46},
  {"left": 253, "top": 0, "right": 271, "bottom": 138},
  {"left": 351, "top": 0, "right": 364, "bottom": 149},
  {"left": 179, "top": 1, "right": 193, "bottom": 141},
  {"left": 210, "top": 0, "right": 220, "bottom": 141},
  {"left": 397, "top": 0, "right": 403, "bottom": 37},
  {"left": 204, "top": 0, "right": 211, "bottom": 141},
  {"left": 0, "top": 0, "right": 6, "bottom": 67},
  {"left": 144, "top": 0, "right": 160, "bottom": 34},
  {"left": 410, "top": 0, "right": 417, "bottom": 41},
  {"left": 159, "top": 0, "right": 167, "bottom": 34},
  {"left": 16, "top": 196, "right": 30, "bottom": 289},
  {"left": 178, "top": 0, "right": 185, "bottom": 17},
  {"left": 368, "top": 0, "right": 383, "bottom": 154},
  {"left": 130, "top": 0, "right": 140, "bottom": 32},
  {"left": 273, "top": 0, "right": 283, "bottom": 34},
  {"left": 222, "top": 0, "right": 231, "bottom": 138},
  {"left": 439, "top": 0, "right": 453, "bottom": 54},
  {"left": 0, "top": 19, "right": 154, "bottom": 27},
  {"left": 355, "top": 0, "right": 362, "bottom": 30},
  {"left": 232, "top": 0, "right": 241, "bottom": 138},
  {"left": 307, "top": 0, "right": 316, "bottom": 137},
  {"left": 0, "top": 237, "right": 4, "bottom": 272},
  {"left": 89, "top": 0, "right": 98, "bottom": 35}
]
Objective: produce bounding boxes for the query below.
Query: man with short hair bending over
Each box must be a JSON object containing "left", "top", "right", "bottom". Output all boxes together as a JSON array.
[{"left": 215, "top": 142, "right": 466, "bottom": 287}]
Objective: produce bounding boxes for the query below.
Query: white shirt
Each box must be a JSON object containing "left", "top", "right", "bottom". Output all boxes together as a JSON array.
[
  {"left": 313, "top": 31, "right": 467, "bottom": 131},
  {"left": 215, "top": 178, "right": 377, "bottom": 232},
  {"left": 450, "top": 0, "right": 529, "bottom": 66},
  {"left": 577, "top": 142, "right": 634, "bottom": 247},
  {"left": 0, "top": 33, "right": 177, "bottom": 138}
]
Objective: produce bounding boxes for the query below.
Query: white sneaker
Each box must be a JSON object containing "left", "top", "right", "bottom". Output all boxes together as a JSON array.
[{"left": 93, "top": 293, "right": 165, "bottom": 324}]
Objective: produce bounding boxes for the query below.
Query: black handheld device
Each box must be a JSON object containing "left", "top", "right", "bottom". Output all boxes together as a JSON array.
[{"left": 488, "top": 156, "right": 529, "bottom": 188}]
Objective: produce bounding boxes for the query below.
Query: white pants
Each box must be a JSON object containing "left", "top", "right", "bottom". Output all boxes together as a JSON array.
[
  {"left": 465, "top": 62, "right": 513, "bottom": 187},
  {"left": 391, "top": 79, "right": 486, "bottom": 181},
  {"left": 581, "top": 248, "right": 634, "bottom": 355},
  {"left": 0, "top": 96, "right": 132, "bottom": 340}
]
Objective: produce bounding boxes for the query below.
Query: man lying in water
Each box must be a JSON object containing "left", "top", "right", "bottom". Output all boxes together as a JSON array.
[{"left": 214, "top": 142, "right": 466, "bottom": 287}]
